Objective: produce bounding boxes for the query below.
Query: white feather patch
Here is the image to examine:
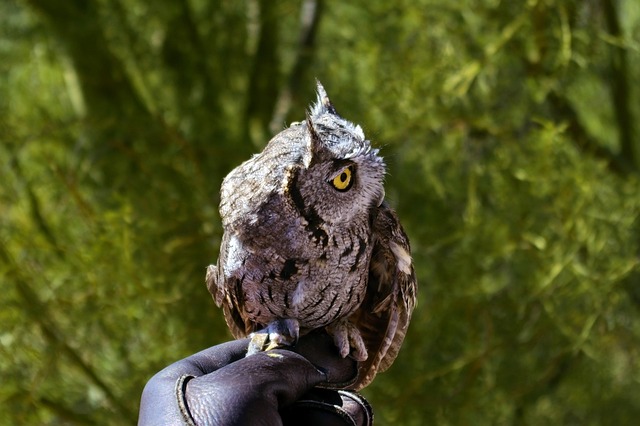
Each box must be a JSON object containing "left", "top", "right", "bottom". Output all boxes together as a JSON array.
[
  {"left": 390, "top": 241, "right": 412, "bottom": 274},
  {"left": 224, "top": 234, "right": 244, "bottom": 278},
  {"left": 292, "top": 280, "right": 306, "bottom": 307}
]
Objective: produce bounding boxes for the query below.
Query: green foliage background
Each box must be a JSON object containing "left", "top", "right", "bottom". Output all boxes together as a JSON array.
[{"left": 1, "top": 0, "right": 639, "bottom": 424}]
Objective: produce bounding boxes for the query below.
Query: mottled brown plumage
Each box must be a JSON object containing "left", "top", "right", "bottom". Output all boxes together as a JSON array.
[{"left": 206, "top": 82, "right": 417, "bottom": 389}]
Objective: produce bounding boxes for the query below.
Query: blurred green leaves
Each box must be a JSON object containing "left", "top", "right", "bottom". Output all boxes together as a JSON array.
[{"left": 1, "top": 0, "right": 639, "bottom": 424}]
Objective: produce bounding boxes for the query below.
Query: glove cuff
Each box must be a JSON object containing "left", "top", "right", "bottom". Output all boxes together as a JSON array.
[
  {"left": 337, "top": 390, "right": 374, "bottom": 426},
  {"left": 175, "top": 374, "right": 197, "bottom": 426},
  {"left": 281, "top": 389, "right": 374, "bottom": 426}
]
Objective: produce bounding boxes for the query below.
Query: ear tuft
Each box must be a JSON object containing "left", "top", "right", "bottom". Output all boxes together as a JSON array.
[
  {"left": 311, "top": 80, "right": 339, "bottom": 117},
  {"left": 304, "top": 111, "right": 322, "bottom": 166}
]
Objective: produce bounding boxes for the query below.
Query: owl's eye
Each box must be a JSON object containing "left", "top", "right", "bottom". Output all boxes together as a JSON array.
[{"left": 331, "top": 166, "right": 354, "bottom": 192}]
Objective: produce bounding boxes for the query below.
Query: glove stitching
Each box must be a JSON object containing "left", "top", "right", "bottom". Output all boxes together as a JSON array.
[{"left": 175, "top": 374, "right": 198, "bottom": 426}]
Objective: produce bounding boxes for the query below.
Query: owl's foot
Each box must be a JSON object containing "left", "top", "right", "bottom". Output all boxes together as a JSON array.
[
  {"left": 247, "top": 318, "right": 300, "bottom": 356},
  {"left": 326, "top": 319, "right": 368, "bottom": 362}
]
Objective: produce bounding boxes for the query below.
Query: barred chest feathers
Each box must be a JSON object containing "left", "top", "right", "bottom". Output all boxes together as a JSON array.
[{"left": 222, "top": 214, "right": 374, "bottom": 331}]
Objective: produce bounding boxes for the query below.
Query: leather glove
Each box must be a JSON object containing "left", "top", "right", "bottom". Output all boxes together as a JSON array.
[{"left": 138, "top": 331, "right": 373, "bottom": 425}]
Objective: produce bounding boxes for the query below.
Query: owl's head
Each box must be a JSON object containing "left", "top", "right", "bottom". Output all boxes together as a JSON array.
[{"left": 287, "top": 82, "right": 386, "bottom": 225}]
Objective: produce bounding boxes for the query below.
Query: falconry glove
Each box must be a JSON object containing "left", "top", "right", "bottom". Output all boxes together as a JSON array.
[{"left": 138, "top": 332, "right": 373, "bottom": 426}]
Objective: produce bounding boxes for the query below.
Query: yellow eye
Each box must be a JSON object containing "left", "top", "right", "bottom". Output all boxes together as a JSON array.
[{"left": 331, "top": 166, "right": 354, "bottom": 191}]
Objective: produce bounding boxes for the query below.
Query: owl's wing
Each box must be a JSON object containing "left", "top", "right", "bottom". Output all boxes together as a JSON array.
[
  {"left": 351, "top": 202, "right": 417, "bottom": 390},
  {"left": 206, "top": 232, "right": 256, "bottom": 339}
]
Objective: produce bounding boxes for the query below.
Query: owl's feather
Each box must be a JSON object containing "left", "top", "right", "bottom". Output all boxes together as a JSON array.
[
  {"left": 206, "top": 82, "right": 417, "bottom": 390},
  {"left": 350, "top": 202, "right": 416, "bottom": 388}
]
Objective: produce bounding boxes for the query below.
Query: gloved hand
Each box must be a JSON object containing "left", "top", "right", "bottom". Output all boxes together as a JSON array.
[{"left": 138, "top": 331, "right": 373, "bottom": 426}]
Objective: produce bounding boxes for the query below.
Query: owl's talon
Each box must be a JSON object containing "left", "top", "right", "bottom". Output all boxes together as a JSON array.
[
  {"left": 326, "top": 319, "right": 368, "bottom": 362},
  {"left": 246, "top": 318, "right": 300, "bottom": 356},
  {"left": 247, "top": 332, "right": 268, "bottom": 356},
  {"left": 349, "top": 343, "right": 368, "bottom": 362}
]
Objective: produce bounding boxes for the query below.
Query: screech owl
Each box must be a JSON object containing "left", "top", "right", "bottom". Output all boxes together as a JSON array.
[{"left": 206, "top": 82, "right": 417, "bottom": 390}]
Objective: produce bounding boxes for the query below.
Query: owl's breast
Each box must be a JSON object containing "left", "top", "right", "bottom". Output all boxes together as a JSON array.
[
  {"left": 293, "top": 228, "right": 373, "bottom": 329},
  {"left": 226, "top": 222, "right": 373, "bottom": 330}
]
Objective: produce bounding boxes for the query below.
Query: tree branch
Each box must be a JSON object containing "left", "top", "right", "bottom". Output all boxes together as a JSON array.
[
  {"left": 38, "top": 397, "right": 99, "bottom": 425},
  {"left": 23, "top": 0, "right": 171, "bottom": 191},
  {"left": 0, "top": 244, "right": 135, "bottom": 420},
  {"left": 269, "top": 0, "right": 325, "bottom": 134},
  {"left": 600, "top": 0, "right": 637, "bottom": 171},
  {"left": 7, "top": 149, "right": 64, "bottom": 259},
  {"left": 23, "top": 0, "right": 150, "bottom": 124},
  {"left": 547, "top": 92, "right": 632, "bottom": 176},
  {"left": 244, "top": 0, "right": 281, "bottom": 145}
]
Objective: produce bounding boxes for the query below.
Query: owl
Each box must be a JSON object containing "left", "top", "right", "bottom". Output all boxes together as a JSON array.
[{"left": 206, "top": 82, "right": 417, "bottom": 390}]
